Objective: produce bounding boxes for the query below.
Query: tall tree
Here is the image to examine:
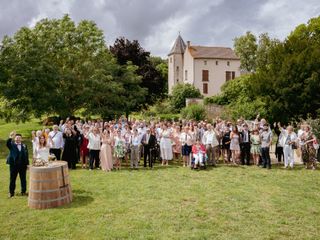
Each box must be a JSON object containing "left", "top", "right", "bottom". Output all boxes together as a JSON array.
[
  {"left": 233, "top": 31, "right": 257, "bottom": 72},
  {"left": 110, "top": 37, "right": 167, "bottom": 104},
  {"left": 0, "top": 15, "right": 146, "bottom": 121},
  {"left": 249, "top": 16, "right": 320, "bottom": 123}
]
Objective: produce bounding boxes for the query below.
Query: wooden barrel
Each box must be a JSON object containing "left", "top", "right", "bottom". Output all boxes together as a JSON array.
[{"left": 28, "top": 161, "right": 72, "bottom": 209}]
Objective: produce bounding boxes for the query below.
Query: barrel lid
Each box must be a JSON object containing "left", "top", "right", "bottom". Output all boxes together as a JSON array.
[{"left": 29, "top": 161, "right": 68, "bottom": 172}]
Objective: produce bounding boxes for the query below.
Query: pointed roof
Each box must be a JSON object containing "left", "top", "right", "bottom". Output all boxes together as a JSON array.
[{"left": 168, "top": 34, "right": 186, "bottom": 56}]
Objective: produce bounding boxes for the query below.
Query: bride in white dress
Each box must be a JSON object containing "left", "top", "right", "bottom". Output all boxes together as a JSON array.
[{"left": 33, "top": 135, "right": 53, "bottom": 162}]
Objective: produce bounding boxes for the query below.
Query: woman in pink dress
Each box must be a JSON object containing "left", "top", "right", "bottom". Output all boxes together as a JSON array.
[
  {"left": 172, "top": 126, "right": 182, "bottom": 161},
  {"left": 100, "top": 130, "right": 113, "bottom": 172}
]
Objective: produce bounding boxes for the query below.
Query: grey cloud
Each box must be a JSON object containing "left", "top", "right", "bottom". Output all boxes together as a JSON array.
[
  {"left": 0, "top": 0, "right": 319, "bottom": 57},
  {"left": 0, "top": 0, "right": 39, "bottom": 37}
]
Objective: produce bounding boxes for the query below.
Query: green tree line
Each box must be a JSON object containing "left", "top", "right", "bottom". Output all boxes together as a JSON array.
[
  {"left": 207, "top": 16, "right": 320, "bottom": 123},
  {"left": 0, "top": 15, "right": 167, "bottom": 122}
]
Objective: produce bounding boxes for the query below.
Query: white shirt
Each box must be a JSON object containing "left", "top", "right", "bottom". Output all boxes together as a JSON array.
[
  {"left": 49, "top": 131, "right": 64, "bottom": 149},
  {"left": 130, "top": 135, "right": 140, "bottom": 146},
  {"left": 297, "top": 129, "right": 305, "bottom": 144},
  {"left": 180, "top": 132, "right": 193, "bottom": 146},
  {"left": 281, "top": 130, "right": 297, "bottom": 146},
  {"left": 242, "top": 130, "right": 249, "bottom": 143},
  {"left": 17, "top": 143, "right": 21, "bottom": 151},
  {"left": 87, "top": 132, "right": 101, "bottom": 150},
  {"left": 202, "top": 130, "right": 219, "bottom": 147}
]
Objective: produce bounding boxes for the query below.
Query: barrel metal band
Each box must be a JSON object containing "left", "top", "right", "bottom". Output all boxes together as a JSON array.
[
  {"left": 30, "top": 186, "right": 69, "bottom": 193},
  {"left": 28, "top": 195, "right": 70, "bottom": 203},
  {"left": 30, "top": 175, "right": 69, "bottom": 183}
]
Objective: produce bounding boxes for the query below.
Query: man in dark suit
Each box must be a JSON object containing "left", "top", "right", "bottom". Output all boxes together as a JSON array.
[
  {"left": 6, "top": 131, "right": 29, "bottom": 198},
  {"left": 141, "top": 128, "right": 157, "bottom": 168},
  {"left": 240, "top": 124, "right": 251, "bottom": 165}
]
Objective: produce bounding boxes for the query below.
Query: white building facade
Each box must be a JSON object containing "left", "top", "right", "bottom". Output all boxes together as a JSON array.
[{"left": 168, "top": 35, "right": 241, "bottom": 96}]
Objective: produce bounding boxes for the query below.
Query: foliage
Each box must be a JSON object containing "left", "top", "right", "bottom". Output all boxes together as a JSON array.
[
  {"left": 234, "top": 32, "right": 278, "bottom": 72},
  {"left": 249, "top": 16, "right": 320, "bottom": 123},
  {"left": 148, "top": 99, "right": 174, "bottom": 115},
  {"left": 204, "top": 95, "right": 228, "bottom": 105},
  {"left": 306, "top": 118, "right": 320, "bottom": 140},
  {"left": 0, "top": 15, "right": 146, "bottom": 121},
  {"left": 169, "top": 83, "right": 202, "bottom": 112},
  {"left": 225, "top": 96, "right": 268, "bottom": 121},
  {"left": 233, "top": 31, "right": 257, "bottom": 72},
  {"left": 130, "top": 112, "right": 180, "bottom": 122},
  {"left": 110, "top": 37, "right": 167, "bottom": 104},
  {"left": 181, "top": 104, "right": 206, "bottom": 121},
  {"left": 229, "top": 16, "right": 320, "bottom": 123},
  {"left": 204, "top": 74, "right": 267, "bottom": 120}
]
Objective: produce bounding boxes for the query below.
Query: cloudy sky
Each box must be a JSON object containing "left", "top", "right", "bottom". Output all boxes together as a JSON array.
[{"left": 0, "top": 0, "right": 319, "bottom": 57}]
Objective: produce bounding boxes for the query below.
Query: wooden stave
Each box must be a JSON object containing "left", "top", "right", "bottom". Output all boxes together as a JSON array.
[{"left": 28, "top": 161, "right": 72, "bottom": 209}]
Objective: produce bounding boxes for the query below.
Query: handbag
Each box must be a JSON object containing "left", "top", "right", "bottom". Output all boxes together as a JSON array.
[{"left": 291, "top": 142, "right": 297, "bottom": 149}]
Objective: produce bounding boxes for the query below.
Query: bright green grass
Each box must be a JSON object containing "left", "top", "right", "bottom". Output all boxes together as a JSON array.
[
  {"left": 0, "top": 121, "right": 320, "bottom": 239},
  {"left": 0, "top": 119, "right": 43, "bottom": 159},
  {"left": 0, "top": 118, "right": 43, "bottom": 139},
  {"left": 0, "top": 162, "right": 320, "bottom": 239}
]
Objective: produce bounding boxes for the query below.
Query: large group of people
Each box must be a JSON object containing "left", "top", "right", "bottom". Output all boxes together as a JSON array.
[
  {"left": 6, "top": 116, "right": 319, "bottom": 197},
  {"left": 30, "top": 116, "right": 319, "bottom": 170}
]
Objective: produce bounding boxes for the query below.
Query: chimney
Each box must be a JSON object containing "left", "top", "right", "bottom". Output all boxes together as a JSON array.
[{"left": 187, "top": 41, "right": 190, "bottom": 47}]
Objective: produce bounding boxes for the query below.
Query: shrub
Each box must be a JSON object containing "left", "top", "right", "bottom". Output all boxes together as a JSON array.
[
  {"left": 169, "top": 84, "right": 202, "bottom": 111},
  {"left": 181, "top": 104, "right": 206, "bottom": 121},
  {"left": 149, "top": 99, "right": 174, "bottom": 114},
  {"left": 204, "top": 95, "right": 228, "bottom": 105},
  {"left": 225, "top": 96, "right": 267, "bottom": 121}
]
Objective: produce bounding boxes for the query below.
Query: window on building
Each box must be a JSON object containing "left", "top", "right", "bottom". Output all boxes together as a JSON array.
[
  {"left": 203, "top": 83, "right": 208, "bottom": 94},
  {"left": 204, "top": 60, "right": 207, "bottom": 65},
  {"left": 226, "top": 71, "right": 236, "bottom": 81},
  {"left": 226, "top": 71, "right": 231, "bottom": 81},
  {"left": 202, "top": 70, "right": 209, "bottom": 81},
  {"left": 170, "top": 57, "right": 172, "bottom": 63},
  {"left": 227, "top": 61, "right": 230, "bottom": 66},
  {"left": 185, "top": 70, "right": 188, "bottom": 81},
  {"left": 216, "top": 61, "right": 219, "bottom": 65},
  {"left": 176, "top": 66, "right": 179, "bottom": 78}
]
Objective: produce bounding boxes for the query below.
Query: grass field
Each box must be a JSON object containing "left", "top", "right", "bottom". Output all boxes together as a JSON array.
[{"left": 0, "top": 121, "right": 320, "bottom": 239}]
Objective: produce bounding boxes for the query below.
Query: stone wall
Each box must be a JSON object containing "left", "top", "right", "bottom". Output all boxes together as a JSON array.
[
  {"left": 186, "top": 98, "right": 225, "bottom": 119},
  {"left": 205, "top": 104, "right": 225, "bottom": 119}
]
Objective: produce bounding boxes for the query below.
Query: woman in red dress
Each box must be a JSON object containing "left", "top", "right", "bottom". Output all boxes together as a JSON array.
[{"left": 80, "top": 125, "right": 90, "bottom": 168}]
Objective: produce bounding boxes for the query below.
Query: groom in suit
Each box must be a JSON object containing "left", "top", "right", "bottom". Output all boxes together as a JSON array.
[
  {"left": 6, "top": 131, "right": 29, "bottom": 198},
  {"left": 141, "top": 128, "right": 157, "bottom": 168},
  {"left": 240, "top": 124, "right": 251, "bottom": 165}
]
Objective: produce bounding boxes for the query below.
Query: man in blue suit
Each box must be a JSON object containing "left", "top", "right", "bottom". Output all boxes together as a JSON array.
[{"left": 6, "top": 131, "right": 29, "bottom": 198}]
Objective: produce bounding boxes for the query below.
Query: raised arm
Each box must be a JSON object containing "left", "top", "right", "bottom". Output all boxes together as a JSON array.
[{"left": 6, "top": 131, "right": 16, "bottom": 150}]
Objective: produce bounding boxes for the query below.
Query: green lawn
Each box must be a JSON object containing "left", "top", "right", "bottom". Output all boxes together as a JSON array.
[{"left": 0, "top": 122, "right": 320, "bottom": 239}]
